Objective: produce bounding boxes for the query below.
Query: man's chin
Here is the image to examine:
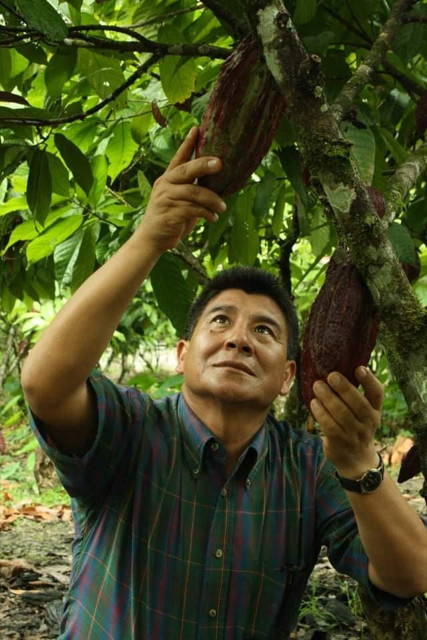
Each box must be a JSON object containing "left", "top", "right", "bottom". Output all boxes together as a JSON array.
[{"left": 183, "top": 380, "right": 267, "bottom": 407}]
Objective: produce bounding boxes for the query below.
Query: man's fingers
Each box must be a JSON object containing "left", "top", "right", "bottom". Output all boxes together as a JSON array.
[
  {"left": 167, "top": 155, "right": 223, "bottom": 185},
  {"left": 355, "top": 367, "right": 384, "bottom": 411},
  {"left": 167, "top": 126, "right": 199, "bottom": 171},
  {"left": 163, "top": 184, "right": 226, "bottom": 216}
]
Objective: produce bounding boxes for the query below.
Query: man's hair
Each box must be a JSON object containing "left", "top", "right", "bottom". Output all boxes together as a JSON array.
[{"left": 183, "top": 266, "right": 299, "bottom": 360}]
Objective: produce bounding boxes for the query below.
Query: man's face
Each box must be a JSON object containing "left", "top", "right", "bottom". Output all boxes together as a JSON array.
[{"left": 176, "top": 289, "right": 296, "bottom": 410}]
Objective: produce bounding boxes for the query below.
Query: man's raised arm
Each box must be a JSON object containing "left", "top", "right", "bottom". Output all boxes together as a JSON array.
[{"left": 21, "top": 127, "right": 225, "bottom": 455}]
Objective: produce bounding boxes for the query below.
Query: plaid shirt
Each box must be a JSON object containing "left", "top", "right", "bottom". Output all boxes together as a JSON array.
[{"left": 30, "top": 371, "right": 407, "bottom": 639}]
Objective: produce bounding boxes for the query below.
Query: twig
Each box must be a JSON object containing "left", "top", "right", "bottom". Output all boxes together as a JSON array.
[
  {"left": 201, "top": 0, "right": 249, "bottom": 38},
  {"left": 0, "top": 54, "right": 161, "bottom": 127},
  {"left": 320, "top": 3, "right": 373, "bottom": 45},
  {"left": 0, "top": 0, "right": 23, "bottom": 22},
  {"left": 332, "top": 0, "right": 418, "bottom": 121},
  {"left": 377, "top": 60, "right": 426, "bottom": 98},
  {"left": 131, "top": 4, "right": 204, "bottom": 29},
  {"left": 63, "top": 32, "right": 230, "bottom": 59},
  {"left": 172, "top": 245, "right": 209, "bottom": 284}
]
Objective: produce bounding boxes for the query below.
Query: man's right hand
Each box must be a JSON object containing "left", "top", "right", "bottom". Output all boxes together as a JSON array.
[{"left": 137, "top": 126, "right": 227, "bottom": 253}]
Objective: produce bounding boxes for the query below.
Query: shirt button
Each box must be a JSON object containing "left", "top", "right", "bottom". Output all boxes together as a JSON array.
[
  {"left": 215, "top": 548, "right": 223, "bottom": 558},
  {"left": 221, "top": 488, "right": 227, "bottom": 497},
  {"left": 245, "top": 478, "right": 252, "bottom": 488},
  {"left": 211, "top": 441, "right": 219, "bottom": 451},
  {"left": 209, "top": 609, "right": 217, "bottom": 618}
]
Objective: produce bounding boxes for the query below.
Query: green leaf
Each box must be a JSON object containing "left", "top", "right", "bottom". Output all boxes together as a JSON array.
[
  {"left": 0, "top": 106, "right": 51, "bottom": 121},
  {"left": 27, "top": 149, "right": 52, "bottom": 224},
  {"left": 388, "top": 223, "right": 417, "bottom": 266},
  {"left": 253, "top": 175, "right": 277, "bottom": 220},
  {"left": 159, "top": 57, "right": 197, "bottom": 103},
  {"left": 16, "top": 0, "right": 68, "bottom": 41},
  {"left": 78, "top": 50, "right": 127, "bottom": 106},
  {"left": 294, "top": 0, "right": 317, "bottom": 25},
  {"left": 272, "top": 183, "right": 288, "bottom": 236},
  {"left": 3, "top": 220, "right": 37, "bottom": 251},
  {"left": 277, "top": 147, "right": 309, "bottom": 207},
  {"left": 88, "top": 155, "right": 108, "bottom": 207},
  {"left": 377, "top": 128, "right": 408, "bottom": 166},
  {"left": 47, "top": 152, "right": 70, "bottom": 197},
  {"left": 137, "top": 170, "right": 152, "bottom": 208},
  {"left": 309, "top": 207, "right": 330, "bottom": 257},
  {"left": 343, "top": 124, "right": 376, "bottom": 185},
  {"left": 71, "top": 226, "right": 97, "bottom": 290},
  {"left": 106, "top": 122, "right": 138, "bottom": 181},
  {"left": 150, "top": 253, "right": 193, "bottom": 336},
  {"left": 54, "top": 133, "right": 93, "bottom": 194},
  {"left": 229, "top": 190, "right": 259, "bottom": 266},
  {"left": 54, "top": 227, "right": 84, "bottom": 283},
  {"left": 45, "top": 49, "right": 77, "bottom": 99},
  {"left": 26, "top": 215, "right": 83, "bottom": 263},
  {"left": 0, "top": 196, "right": 27, "bottom": 216},
  {"left": 0, "top": 50, "right": 12, "bottom": 89}
]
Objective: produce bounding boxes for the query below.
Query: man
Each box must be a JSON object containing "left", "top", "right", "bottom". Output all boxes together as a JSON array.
[{"left": 21, "top": 127, "right": 427, "bottom": 639}]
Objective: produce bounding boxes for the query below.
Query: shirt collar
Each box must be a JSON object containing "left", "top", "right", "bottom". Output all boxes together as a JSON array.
[{"left": 177, "top": 392, "right": 268, "bottom": 477}]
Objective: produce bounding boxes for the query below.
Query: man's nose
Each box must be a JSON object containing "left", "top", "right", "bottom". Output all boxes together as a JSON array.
[{"left": 225, "top": 325, "right": 252, "bottom": 354}]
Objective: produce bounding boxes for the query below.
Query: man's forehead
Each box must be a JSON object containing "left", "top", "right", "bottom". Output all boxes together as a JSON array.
[{"left": 202, "top": 289, "right": 287, "bottom": 325}]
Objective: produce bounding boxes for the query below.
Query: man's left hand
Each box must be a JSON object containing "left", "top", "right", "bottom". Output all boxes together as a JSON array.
[{"left": 310, "top": 366, "right": 383, "bottom": 478}]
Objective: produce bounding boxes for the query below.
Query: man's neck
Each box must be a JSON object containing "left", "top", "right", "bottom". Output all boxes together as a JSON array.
[{"left": 182, "top": 385, "right": 268, "bottom": 473}]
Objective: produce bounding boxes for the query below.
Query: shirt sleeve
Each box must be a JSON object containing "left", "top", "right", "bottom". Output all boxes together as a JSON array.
[
  {"left": 315, "top": 454, "right": 415, "bottom": 610},
  {"left": 28, "top": 370, "right": 149, "bottom": 501}
]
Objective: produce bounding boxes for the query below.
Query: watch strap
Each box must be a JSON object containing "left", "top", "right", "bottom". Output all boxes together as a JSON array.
[{"left": 335, "top": 453, "right": 385, "bottom": 494}]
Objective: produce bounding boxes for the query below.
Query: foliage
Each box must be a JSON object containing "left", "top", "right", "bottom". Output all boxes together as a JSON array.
[{"left": 0, "top": 0, "right": 426, "bottom": 437}]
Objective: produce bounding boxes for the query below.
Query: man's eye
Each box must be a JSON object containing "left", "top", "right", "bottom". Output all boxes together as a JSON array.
[
  {"left": 255, "top": 325, "right": 273, "bottom": 336},
  {"left": 212, "top": 315, "right": 229, "bottom": 324}
]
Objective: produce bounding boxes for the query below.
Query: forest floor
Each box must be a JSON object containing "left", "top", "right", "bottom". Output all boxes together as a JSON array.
[{"left": 0, "top": 475, "right": 425, "bottom": 639}]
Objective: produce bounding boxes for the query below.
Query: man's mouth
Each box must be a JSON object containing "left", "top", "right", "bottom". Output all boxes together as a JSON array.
[{"left": 213, "top": 361, "right": 255, "bottom": 376}]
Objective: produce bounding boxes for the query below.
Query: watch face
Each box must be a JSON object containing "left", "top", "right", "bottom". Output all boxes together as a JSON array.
[{"left": 361, "top": 470, "right": 382, "bottom": 493}]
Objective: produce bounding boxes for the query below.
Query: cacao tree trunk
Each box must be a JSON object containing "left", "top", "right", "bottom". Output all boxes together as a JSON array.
[
  {"left": 359, "top": 589, "right": 427, "bottom": 639},
  {"left": 203, "top": 0, "right": 427, "bottom": 637}
]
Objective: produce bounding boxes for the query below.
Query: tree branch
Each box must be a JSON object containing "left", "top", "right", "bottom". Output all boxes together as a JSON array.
[
  {"left": 64, "top": 31, "right": 230, "bottom": 59},
  {"left": 332, "top": 0, "right": 418, "bottom": 121},
  {"left": 131, "top": 4, "right": 204, "bottom": 28},
  {"left": 201, "top": 0, "right": 250, "bottom": 38},
  {"left": 171, "top": 245, "right": 209, "bottom": 284},
  {"left": 385, "top": 143, "right": 427, "bottom": 224},
  {"left": 377, "top": 60, "right": 426, "bottom": 98},
  {"left": 0, "top": 54, "right": 161, "bottom": 127},
  {"left": 255, "top": 1, "right": 427, "bottom": 453},
  {"left": 320, "top": 3, "right": 373, "bottom": 45},
  {"left": 0, "top": 0, "right": 23, "bottom": 22}
]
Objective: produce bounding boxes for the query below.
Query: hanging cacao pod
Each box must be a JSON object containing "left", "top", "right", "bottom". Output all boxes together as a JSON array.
[
  {"left": 196, "top": 36, "right": 287, "bottom": 196},
  {"left": 300, "top": 252, "right": 380, "bottom": 409}
]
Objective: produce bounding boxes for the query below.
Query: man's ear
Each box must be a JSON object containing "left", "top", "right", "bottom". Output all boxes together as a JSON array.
[
  {"left": 176, "top": 339, "right": 189, "bottom": 374},
  {"left": 279, "top": 360, "right": 296, "bottom": 396}
]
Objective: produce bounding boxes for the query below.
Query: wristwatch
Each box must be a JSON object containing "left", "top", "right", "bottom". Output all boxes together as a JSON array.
[{"left": 335, "top": 453, "right": 385, "bottom": 494}]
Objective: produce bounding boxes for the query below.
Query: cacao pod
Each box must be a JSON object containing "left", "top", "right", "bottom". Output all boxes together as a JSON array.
[
  {"left": 196, "top": 36, "right": 287, "bottom": 196},
  {"left": 398, "top": 444, "right": 421, "bottom": 483},
  {"left": 300, "top": 252, "right": 380, "bottom": 409}
]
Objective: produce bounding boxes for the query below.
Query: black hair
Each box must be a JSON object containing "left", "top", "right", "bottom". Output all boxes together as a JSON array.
[{"left": 183, "top": 266, "right": 299, "bottom": 360}]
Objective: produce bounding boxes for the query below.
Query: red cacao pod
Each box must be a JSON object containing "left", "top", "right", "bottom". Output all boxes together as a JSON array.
[
  {"left": 300, "top": 252, "right": 380, "bottom": 409},
  {"left": 196, "top": 36, "right": 287, "bottom": 196}
]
